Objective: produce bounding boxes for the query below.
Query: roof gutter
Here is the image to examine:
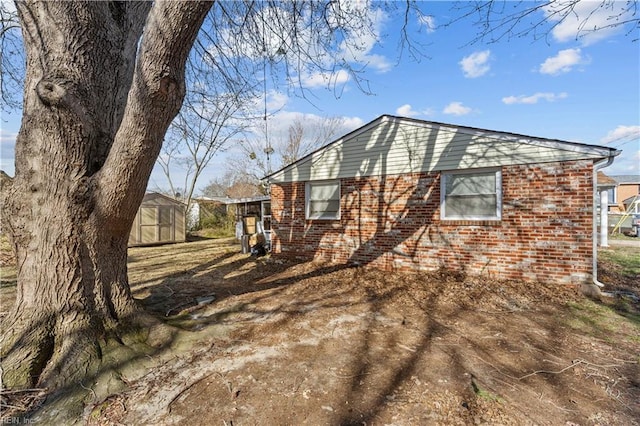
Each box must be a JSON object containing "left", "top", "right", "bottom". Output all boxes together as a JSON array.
[{"left": 589, "top": 153, "right": 619, "bottom": 294}]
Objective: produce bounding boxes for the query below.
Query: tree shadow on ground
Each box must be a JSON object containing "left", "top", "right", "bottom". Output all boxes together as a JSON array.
[
  {"left": 112, "top": 239, "right": 639, "bottom": 424},
  {"left": 160, "top": 262, "right": 638, "bottom": 425},
  {"left": 3, "top": 238, "right": 638, "bottom": 424}
]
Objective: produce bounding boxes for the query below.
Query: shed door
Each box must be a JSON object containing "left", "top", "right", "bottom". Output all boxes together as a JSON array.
[
  {"left": 140, "top": 207, "right": 158, "bottom": 243},
  {"left": 139, "top": 206, "right": 175, "bottom": 243},
  {"left": 158, "top": 206, "right": 174, "bottom": 241}
]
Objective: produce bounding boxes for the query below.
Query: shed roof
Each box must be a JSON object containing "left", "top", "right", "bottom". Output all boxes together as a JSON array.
[
  {"left": 142, "top": 192, "right": 186, "bottom": 206},
  {"left": 265, "top": 115, "right": 620, "bottom": 183}
]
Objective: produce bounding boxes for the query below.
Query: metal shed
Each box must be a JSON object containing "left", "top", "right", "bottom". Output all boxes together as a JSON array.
[{"left": 128, "top": 192, "right": 186, "bottom": 246}]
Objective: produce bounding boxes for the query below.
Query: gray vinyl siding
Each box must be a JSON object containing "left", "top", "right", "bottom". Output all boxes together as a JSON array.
[{"left": 269, "top": 117, "right": 612, "bottom": 183}]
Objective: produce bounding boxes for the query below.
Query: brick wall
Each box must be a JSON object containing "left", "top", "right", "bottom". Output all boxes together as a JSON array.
[
  {"left": 270, "top": 160, "right": 595, "bottom": 285},
  {"left": 616, "top": 183, "right": 640, "bottom": 211}
]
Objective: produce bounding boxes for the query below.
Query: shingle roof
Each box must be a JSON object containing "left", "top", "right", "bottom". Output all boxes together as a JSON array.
[
  {"left": 611, "top": 175, "right": 640, "bottom": 184},
  {"left": 597, "top": 172, "right": 617, "bottom": 186}
]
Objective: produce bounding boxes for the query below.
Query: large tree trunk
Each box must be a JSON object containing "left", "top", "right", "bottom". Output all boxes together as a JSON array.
[{"left": 1, "top": 1, "right": 212, "bottom": 392}]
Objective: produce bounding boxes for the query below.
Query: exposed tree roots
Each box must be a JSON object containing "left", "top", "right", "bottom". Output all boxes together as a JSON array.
[{"left": 0, "top": 307, "right": 176, "bottom": 421}]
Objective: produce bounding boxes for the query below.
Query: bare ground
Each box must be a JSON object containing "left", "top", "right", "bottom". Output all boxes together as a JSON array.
[{"left": 2, "top": 237, "right": 639, "bottom": 425}]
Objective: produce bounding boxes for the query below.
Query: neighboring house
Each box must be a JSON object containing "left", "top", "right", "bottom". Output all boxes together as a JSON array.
[
  {"left": 621, "top": 196, "right": 639, "bottom": 214},
  {"left": 265, "top": 115, "right": 619, "bottom": 286},
  {"left": 609, "top": 175, "right": 640, "bottom": 213},
  {"left": 129, "top": 192, "right": 186, "bottom": 246},
  {"left": 597, "top": 171, "right": 618, "bottom": 212},
  {"left": 596, "top": 172, "right": 618, "bottom": 244}
]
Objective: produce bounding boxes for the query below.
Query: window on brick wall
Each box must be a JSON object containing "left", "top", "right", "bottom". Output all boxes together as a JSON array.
[
  {"left": 306, "top": 180, "right": 340, "bottom": 220},
  {"left": 441, "top": 169, "right": 502, "bottom": 220}
]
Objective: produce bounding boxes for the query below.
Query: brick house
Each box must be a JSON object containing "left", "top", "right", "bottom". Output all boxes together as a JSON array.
[
  {"left": 608, "top": 175, "right": 640, "bottom": 213},
  {"left": 265, "top": 115, "right": 619, "bottom": 286}
]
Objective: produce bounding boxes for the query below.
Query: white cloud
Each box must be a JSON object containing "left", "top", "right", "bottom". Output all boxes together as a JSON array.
[
  {"left": 266, "top": 90, "right": 289, "bottom": 111},
  {"left": 242, "top": 90, "right": 290, "bottom": 137},
  {"left": 248, "top": 89, "right": 288, "bottom": 117},
  {"left": 362, "top": 53, "right": 393, "bottom": 73},
  {"left": 419, "top": 15, "right": 436, "bottom": 33},
  {"left": 543, "top": 1, "right": 636, "bottom": 45},
  {"left": 598, "top": 125, "right": 640, "bottom": 175},
  {"left": 396, "top": 104, "right": 417, "bottom": 117},
  {"left": 443, "top": 102, "right": 472, "bottom": 116},
  {"left": 301, "top": 69, "right": 351, "bottom": 89},
  {"left": 288, "top": 5, "right": 391, "bottom": 90},
  {"left": 395, "top": 104, "right": 434, "bottom": 118},
  {"left": 606, "top": 149, "right": 640, "bottom": 175},
  {"left": 459, "top": 50, "right": 491, "bottom": 78},
  {"left": 502, "top": 92, "right": 568, "bottom": 105},
  {"left": 600, "top": 125, "right": 640, "bottom": 145},
  {"left": 341, "top": 116, "right": 366, "bottom": 131},
  {"left": 539, "top": 48, "right": 585, "bottom": 75},
  {"left": 258, "top": 111, "right": 364, "bottom": 140},
  {"left": 336, "top": 7, "right": 392, "bottom": 73},
  {"left": 211, "top": 2, "right": 392, "bottom": 96}
]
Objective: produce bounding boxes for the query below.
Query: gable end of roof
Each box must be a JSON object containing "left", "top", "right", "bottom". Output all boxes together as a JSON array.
[{"left": 265, "top": 115, "right": 620, "bottom": 183}]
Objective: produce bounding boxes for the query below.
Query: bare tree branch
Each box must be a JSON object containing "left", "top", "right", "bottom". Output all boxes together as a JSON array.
[
  {"left": 0, "top": 1, "right": 24, "bottom": 111},
  {"left": 223, "top": 115, "right": 351, "bottom": 187},
  {"left": 97, "top": 1, "right": 213, "bottom": 223},
  {"left": 446, "top": 1, "right": 639, "bottom": 45}
]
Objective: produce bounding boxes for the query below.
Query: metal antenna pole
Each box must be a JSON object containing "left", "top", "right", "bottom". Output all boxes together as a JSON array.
[{"left": 263, "top": 13, "right": 272, "bottom": 180}]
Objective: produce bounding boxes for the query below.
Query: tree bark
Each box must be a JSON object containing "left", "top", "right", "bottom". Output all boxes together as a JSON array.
[{"left": 1, "top": 1, "right": 212, "bottom": 392}]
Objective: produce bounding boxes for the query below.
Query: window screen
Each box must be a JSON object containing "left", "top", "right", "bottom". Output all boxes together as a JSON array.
[
  {"left": 306, "top": 181, "right": 340, "bottom": 220},
  {"left": 442, "top": 170, "right": 501, "bottom": 220}
]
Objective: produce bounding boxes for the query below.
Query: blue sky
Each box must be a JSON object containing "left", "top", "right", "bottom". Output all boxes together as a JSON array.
[{"left": 1, "top": 1, "right": 638, "bottom": 192}]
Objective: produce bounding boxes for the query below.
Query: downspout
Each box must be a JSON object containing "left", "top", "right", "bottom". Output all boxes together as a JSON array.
[{"left": 591, "top": 154, "right": 618, "bottom": 291}]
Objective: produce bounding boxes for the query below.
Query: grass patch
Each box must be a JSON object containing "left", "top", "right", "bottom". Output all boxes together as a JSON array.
[
  {"left": 0, "top": 234, "right": 17, "bottom": 288},
  {"left": 567, "top": 299, "right": 640, "bottom": 344},
  {"left": 471, "top": 380, "right": 503, "bottom": 403},
  {"left": 0, "top": 232, "right": 12, "bottom": 251},
  {"left": 609, "top": 232, "right": 639, "bottom": 241},
  {"left": 190, "top": 227, "right": 235, "bottom": 239},
  {"left": 0, "top": 267, "right": 17, "bottom": 288},
  {"left": 567, "top": 300, "right": 616, "bottom": 338},
  {"left": 599, "top": 246, "right": 640, "bottom": 277},
  {"left": 0, "top": 233, "right": 16, "bottom": 290}
]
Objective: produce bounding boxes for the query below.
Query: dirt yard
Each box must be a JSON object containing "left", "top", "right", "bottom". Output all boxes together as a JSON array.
[{"left": 1, "top": 237, "right": 639, "bottom": 425}]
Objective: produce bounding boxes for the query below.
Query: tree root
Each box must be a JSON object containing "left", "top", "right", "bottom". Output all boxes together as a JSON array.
[
  {"left": 1, "top": 308, "right": 176, "bottom": 391},
  {"left": 0, "top": 315, "right": 55, "bottom": 390},
  {"left": 0, "top": 305, "right": 182, "bottom": 423}
]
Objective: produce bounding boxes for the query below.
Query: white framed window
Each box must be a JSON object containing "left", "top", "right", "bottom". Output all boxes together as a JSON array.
[
  {"left": 441, "top": 168, "right": 502, "bottom": 220},
  {"left": 306, "top": 180, "right": 340, "bottom": 220}
]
